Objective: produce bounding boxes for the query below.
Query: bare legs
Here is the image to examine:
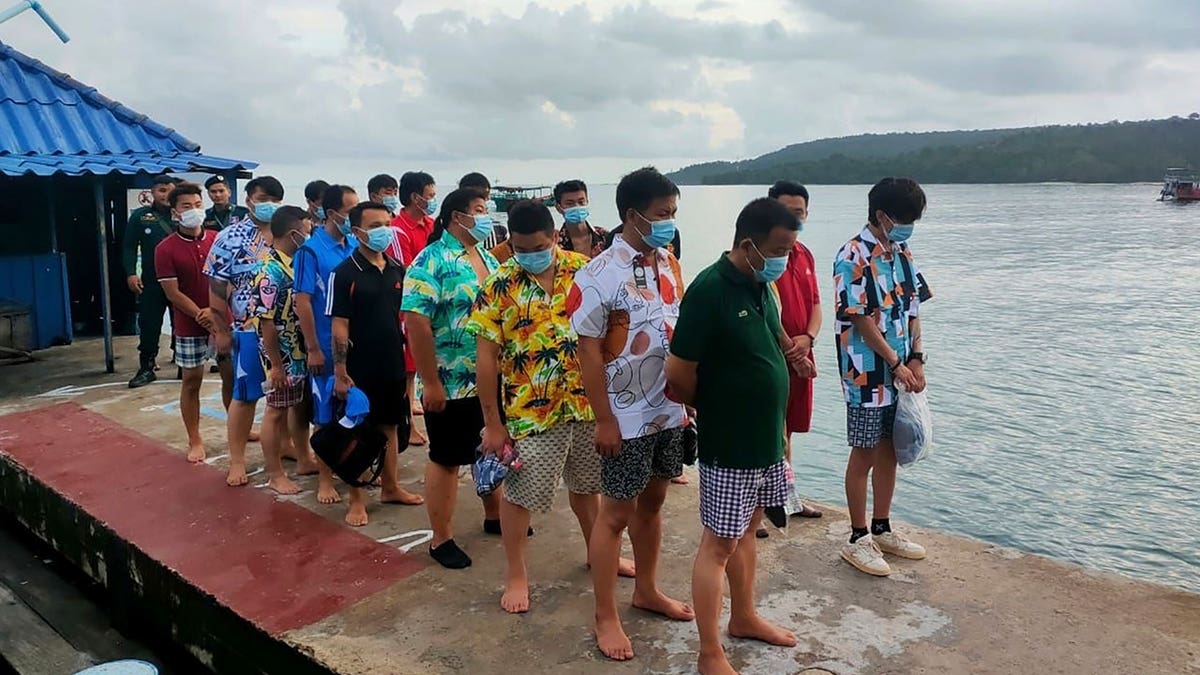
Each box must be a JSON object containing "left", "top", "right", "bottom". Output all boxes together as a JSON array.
[
  {"left": 845, "top": 439, "right": 897, "bottom": 529},
  {"left": 180, "top": 365, "right": 206, "bottom": 463},
  {"left": 499, "top": 497, "right": 533, "bottom": 613},
  {"left": 261, "top": 404, "right": 300, "bottom": 495},
  {"left": 225, "top": 399, "right": 256, "bottom": 486},
  {"left": 379, "top": 424, "right": 423, "bottom": 505}
]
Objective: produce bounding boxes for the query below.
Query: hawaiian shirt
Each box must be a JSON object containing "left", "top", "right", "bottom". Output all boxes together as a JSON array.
[
  {"left": 558, "top": 223, "right": 610, "bottom": 259},
  {"left": 252, "top": 249, "right": 306, "bottom": 381},
  {"left": 567, "top": 235, "right": 687, "bottom": 440},
  {"left": 833, "top": 226, "right": 932, "bottom": 408},
  {"left": 466, "top": 251, "right": 594, "bottom": 439},
  {"left": 401, "top": 230, "right": 499, "bottom": 399},
  {"left": 203, "top": 215, "right": 270, "bottom": 327}
]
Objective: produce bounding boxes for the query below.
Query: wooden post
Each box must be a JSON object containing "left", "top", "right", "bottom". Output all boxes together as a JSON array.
[{"left": 93, "top": 179, "right": 114, "bottom": 373}]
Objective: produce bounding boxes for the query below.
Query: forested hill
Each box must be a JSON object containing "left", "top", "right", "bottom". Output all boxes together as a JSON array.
[{"left": 667, "top": 116, "right": 1200, "bottom": 185}]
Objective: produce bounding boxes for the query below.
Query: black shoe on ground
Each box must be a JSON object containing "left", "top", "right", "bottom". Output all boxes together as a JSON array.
[
  {"left": 429, "top": 540, "right": 472, "bottom": 569},
  {"left": 482, "top": 519, "right": 534, "bottom": 537},
  {"left": 128, "top": 368, "right": 157, "bottom": 389},
  {"left": 764, "top": 505, "right": 788, "bottom": 529}
]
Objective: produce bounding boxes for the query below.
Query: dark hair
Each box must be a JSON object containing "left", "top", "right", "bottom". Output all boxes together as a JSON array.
[
  {"left": 867, "top": 177, "right": 925, "bottom": 226},
  {"left": 431, "top": 187, "right": 488, "bottom": 241},
  {"left": 167, "top": 182, "right": 203, "bottom": 208},
  {"left": 507, "top": 199, "right": 555, "bottom": 236},
  {"left": 151, "top": 174, "right": 177, "bottom": 188},
  {"left": 270, "top": 205, "right": 310, "bottom": 239},
  {"left": 734, "top": 197, "right": 800, "bottom": 245},
  {"left": 203, "top": 175, "right": 230, "bottom": 190},
  {"left": 305, "top": 180, "right": 330, "bottom": 203},
  {"left": 367, "top": 173, "right": 399, "bottom": 196},
  {"left": 553, "top": 179, "right": 588, "bottom": 202},
  {"left": 767, "top": 180, "right": 809, "bottom": 203},
  {"left": 348, "top": 201, "right": 391, "bottom": 228},
  {"left": 458, "top": 172, "right": 490, "bottom": 191},
  {"left": 399, "top": 171, "right": 436, "bottom": 206},
  {"left": 245, "top": 176, "right": 285, "bottom": 200},
  {"left": 615, "top": 167, "right": 679, "bottom": 221},
  {"left": 321, "top": 185, "right": 357, "bottom": 213}
]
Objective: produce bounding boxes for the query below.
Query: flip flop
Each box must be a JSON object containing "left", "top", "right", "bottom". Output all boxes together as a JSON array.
[{"left": 793, "top": 505, "right": 823, "bottom": 519}]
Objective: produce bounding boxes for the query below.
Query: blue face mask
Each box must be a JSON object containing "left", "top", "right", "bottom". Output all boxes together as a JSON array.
[
  {"left": 358, "top": 226, "right": 394, "bottom": 253},
  {"left": 253, "top": 201, "right": 280, "bottom": 223},
  {"left": 563, "top": 206, "right": 589, "bottom": 224},
  {"left": 637, "top": 212, "right": 676, "bottom": 249},
  {"left": 381, "top": 195, "right": 401, "bottom": 213},
  {"left": 796, "top": 218, "right": 806, "bottom": 233},
  {"left": 423, "top": 196, "right": 439, "bottom": 216},
  {"left": 750, "top": 241, "right": 788, "bottom": 283},
  {"left": 514, "top": 248, "right": 554, "bottom": 275},
  {"left": 888, "top": 223, "right": 915, "bottom": 243},
  {"left": 315, "top": 207, "right": 326, "bottom": 221},
  {"left": 336, "top": 212, "right": 353, "bottom": 236},
  {"left": 468, "top": 214, "right": 494, "bottom": 242}
]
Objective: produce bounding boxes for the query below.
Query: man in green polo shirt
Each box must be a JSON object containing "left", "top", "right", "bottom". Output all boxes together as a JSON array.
[
  {"left": 666, "top": 197, "right": 804, "bottom": 675},
  {"left": 123, "top": 174, "right": 178, "bottom": 388}
]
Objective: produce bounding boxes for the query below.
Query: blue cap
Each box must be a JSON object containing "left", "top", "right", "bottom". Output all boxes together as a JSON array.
[{"left": 339, "top": 386, "right": 371, "bottom": 428}]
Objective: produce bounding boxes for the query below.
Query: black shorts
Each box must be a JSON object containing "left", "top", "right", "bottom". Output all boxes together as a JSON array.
[
  {"left": 424, "top": 396, "right": 484, "bottom": 467},
  {"left": 357, "top": 378, "right": 411, "bottom": 433}
]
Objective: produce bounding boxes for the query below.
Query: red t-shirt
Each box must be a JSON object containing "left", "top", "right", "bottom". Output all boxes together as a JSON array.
[
  {"left": 155, "top": 230, "right": 217, "bottom": 337},
  {"left": 386, "top": 210, "right": 435, "bottom": 266},
  {"left": 776, "top": 242, "right": 821, "bottom": 433}
]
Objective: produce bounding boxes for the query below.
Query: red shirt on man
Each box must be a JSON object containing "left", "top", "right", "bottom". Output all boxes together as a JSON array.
[
  {"left": 386, "top": 209, "right": 435, "bottom": 265},
  {"left": 155, "top": 229, "right": 217, "bottom": 337},
  {"left": 776, "top": 241, "right": 820, "bottom": 433}
]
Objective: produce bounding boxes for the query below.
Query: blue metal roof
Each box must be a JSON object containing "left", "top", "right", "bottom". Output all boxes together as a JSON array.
[{"left": 0, "top": 41, "right": 257, "bottom": 177}]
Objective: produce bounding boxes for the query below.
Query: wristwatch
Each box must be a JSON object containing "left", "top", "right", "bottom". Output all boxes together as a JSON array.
[{"left": 907, "top": 352, "right": 927, "bottom": 365}]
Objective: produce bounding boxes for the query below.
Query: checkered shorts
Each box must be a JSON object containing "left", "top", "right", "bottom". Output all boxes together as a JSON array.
[
  {"left": 506, "top": 421, "right": 601, "bottom": 513},
  {"left": 175, "top": 335, "right": 213, "bottom": 370},
  {"left": 846, "top": 404, "right": 897, "bottom": 448},
  {"left": 698, "top": 460, "right": 788, "bottom": 539},
  {"left": 266, "top": 379, "right": 306, "bottom": 409},
  {"left": 601, "top": 427, "right": 684, "bottom": 501}
]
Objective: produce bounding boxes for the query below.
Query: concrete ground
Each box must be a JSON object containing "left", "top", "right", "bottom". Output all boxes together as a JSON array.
[{"left": 2, "top": 336, "right": 1199, "bottom": 675}]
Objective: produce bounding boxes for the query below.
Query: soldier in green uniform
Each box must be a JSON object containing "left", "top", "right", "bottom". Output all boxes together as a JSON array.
[
  {"left": 203, "top": 175, "right": 250, "bottom": 231},
  {"left": 123, "top": 174, "right": 178, "bottom": 388}
]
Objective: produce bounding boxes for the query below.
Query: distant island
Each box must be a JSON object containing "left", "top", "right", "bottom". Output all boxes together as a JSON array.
[{"left": 667, "top": 116, "right": 1200, "bottom": 185}]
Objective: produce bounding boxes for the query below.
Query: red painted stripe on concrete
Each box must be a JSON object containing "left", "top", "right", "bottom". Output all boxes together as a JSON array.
[{"left": 0, "top": 402, "right": 425, "bottom": 634}]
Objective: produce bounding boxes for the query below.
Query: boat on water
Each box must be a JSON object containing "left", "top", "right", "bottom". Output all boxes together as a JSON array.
[
  {"left": 1158, "top": 168, "right": 1200, "bottom": 202},
  {"left": 491, "top": 185, "right": 556, "bottom": 213}
]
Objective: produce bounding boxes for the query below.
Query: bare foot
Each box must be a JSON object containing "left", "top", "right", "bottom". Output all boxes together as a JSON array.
[
  {"left": 187, "top": 443, "right": 206, "bottom": 463},
  {"left": 317, "top": 479, "right": 342, "bottom": 504},
  {"left": 247, "top": 429, "right": 260, "bottom": 443},
  {"left": 226, "top": 464, "right": 249, "bottom": 487},
  {"left": 345, "top": 502, "right": 369, "bottom": 527},
  {"left": 618, "top": 557, "right": 637, "bottom": 578},
  {"left": 671, "top": 475, "right": 690, "bottom": 485},
  {"left": 727, "top": 614, "right": 797, "bottom": 647},
  {"left": 381, "top": 486, "right": 425, "bottom": 505},
  {"left": 632, "top": 588, "right": 695, "bottom": 621},
  {"left": 408, "top": 429, "right": 427, "bottom": 447},
  {"left": 594, "top": 616, "right": 634, "bottom": 661},
  {"left": 281, "top": 446, "right": 299, "bottom": 462},
  {"left": 267, "top": 475, "right": 302, "bottom": 495},
  {"left": 500, "top": 576, "right": 530, "bottom": 614},
  {"left": 698, "top": 650, "right": 738, "bottom": 675},
  {"left": 295, "top": 457, "right": 320, "bottom": 476}
]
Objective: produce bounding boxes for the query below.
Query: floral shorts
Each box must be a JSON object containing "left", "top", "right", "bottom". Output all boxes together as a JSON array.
[{"left": 600, "top": 427, "right": 684, "bottom": 501}]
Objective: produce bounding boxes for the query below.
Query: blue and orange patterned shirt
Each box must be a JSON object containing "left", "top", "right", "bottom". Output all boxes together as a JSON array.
[
  {"left": 203, "top": 215, "right": 271, "bottom": 327},
  {"left": 833, "top": 226, "right": 932, "bottom": 408},
  {"left": 401, "top": 231, "right": 499, "bottom": 400}
]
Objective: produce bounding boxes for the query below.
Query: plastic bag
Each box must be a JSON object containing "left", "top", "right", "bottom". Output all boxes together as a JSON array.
[{"left": 893, "top": 384, "right": 933, "bottom": 468}]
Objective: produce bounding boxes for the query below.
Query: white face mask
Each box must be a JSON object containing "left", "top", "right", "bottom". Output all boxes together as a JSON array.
[{"left": 178, "top": 207, "right": 205, "bottom": 230}]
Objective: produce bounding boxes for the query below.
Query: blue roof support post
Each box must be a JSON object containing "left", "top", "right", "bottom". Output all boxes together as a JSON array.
[{"left": 93, "top": 179, "right": 113, "bottom": 373}]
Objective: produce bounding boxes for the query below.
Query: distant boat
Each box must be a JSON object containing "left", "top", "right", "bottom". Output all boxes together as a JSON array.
[
  {"left": 491, "top": 185, "right": 556, "bottom": 213},
  {"left": 1158, "top": 168, "right": 1200, "bottom": 202}
]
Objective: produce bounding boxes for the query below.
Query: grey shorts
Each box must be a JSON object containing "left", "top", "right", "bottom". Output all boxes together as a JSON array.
[
  {"left": 601, "top": 427, "right": 684, "bottom": 501},
  {"left": 505, "top": 421, "right": 601, "bottom": 513},
  {"left": 846, "top": 404, "right": 897, "bottom": 448},
  {"left": 699, "top": 460, "right": 788, "bottom": 539}
]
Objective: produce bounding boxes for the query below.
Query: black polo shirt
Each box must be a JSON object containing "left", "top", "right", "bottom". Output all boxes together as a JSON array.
[
  {"left": 329, "top": 248, "right": 407, "bottom": 383},
  {"left": 670, "top": 254, "right": 788, "bottom": 469}
]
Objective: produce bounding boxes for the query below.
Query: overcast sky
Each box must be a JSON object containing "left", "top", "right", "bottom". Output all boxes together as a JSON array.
[{"left": 6, "top": 0, "right": 1198, "bottom": 182}]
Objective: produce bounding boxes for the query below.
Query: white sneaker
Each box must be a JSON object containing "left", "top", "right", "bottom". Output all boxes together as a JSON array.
[
  {"left": 874, "top": 530, "right": 927, "bottom": 560},
  {"left": 841, "top": 535, "right": 891, "bottom": 576}
]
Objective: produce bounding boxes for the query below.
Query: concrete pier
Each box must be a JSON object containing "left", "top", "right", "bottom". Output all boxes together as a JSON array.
[{"left": 1, "top": 338, "right": 1197, "bottom": 674}]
